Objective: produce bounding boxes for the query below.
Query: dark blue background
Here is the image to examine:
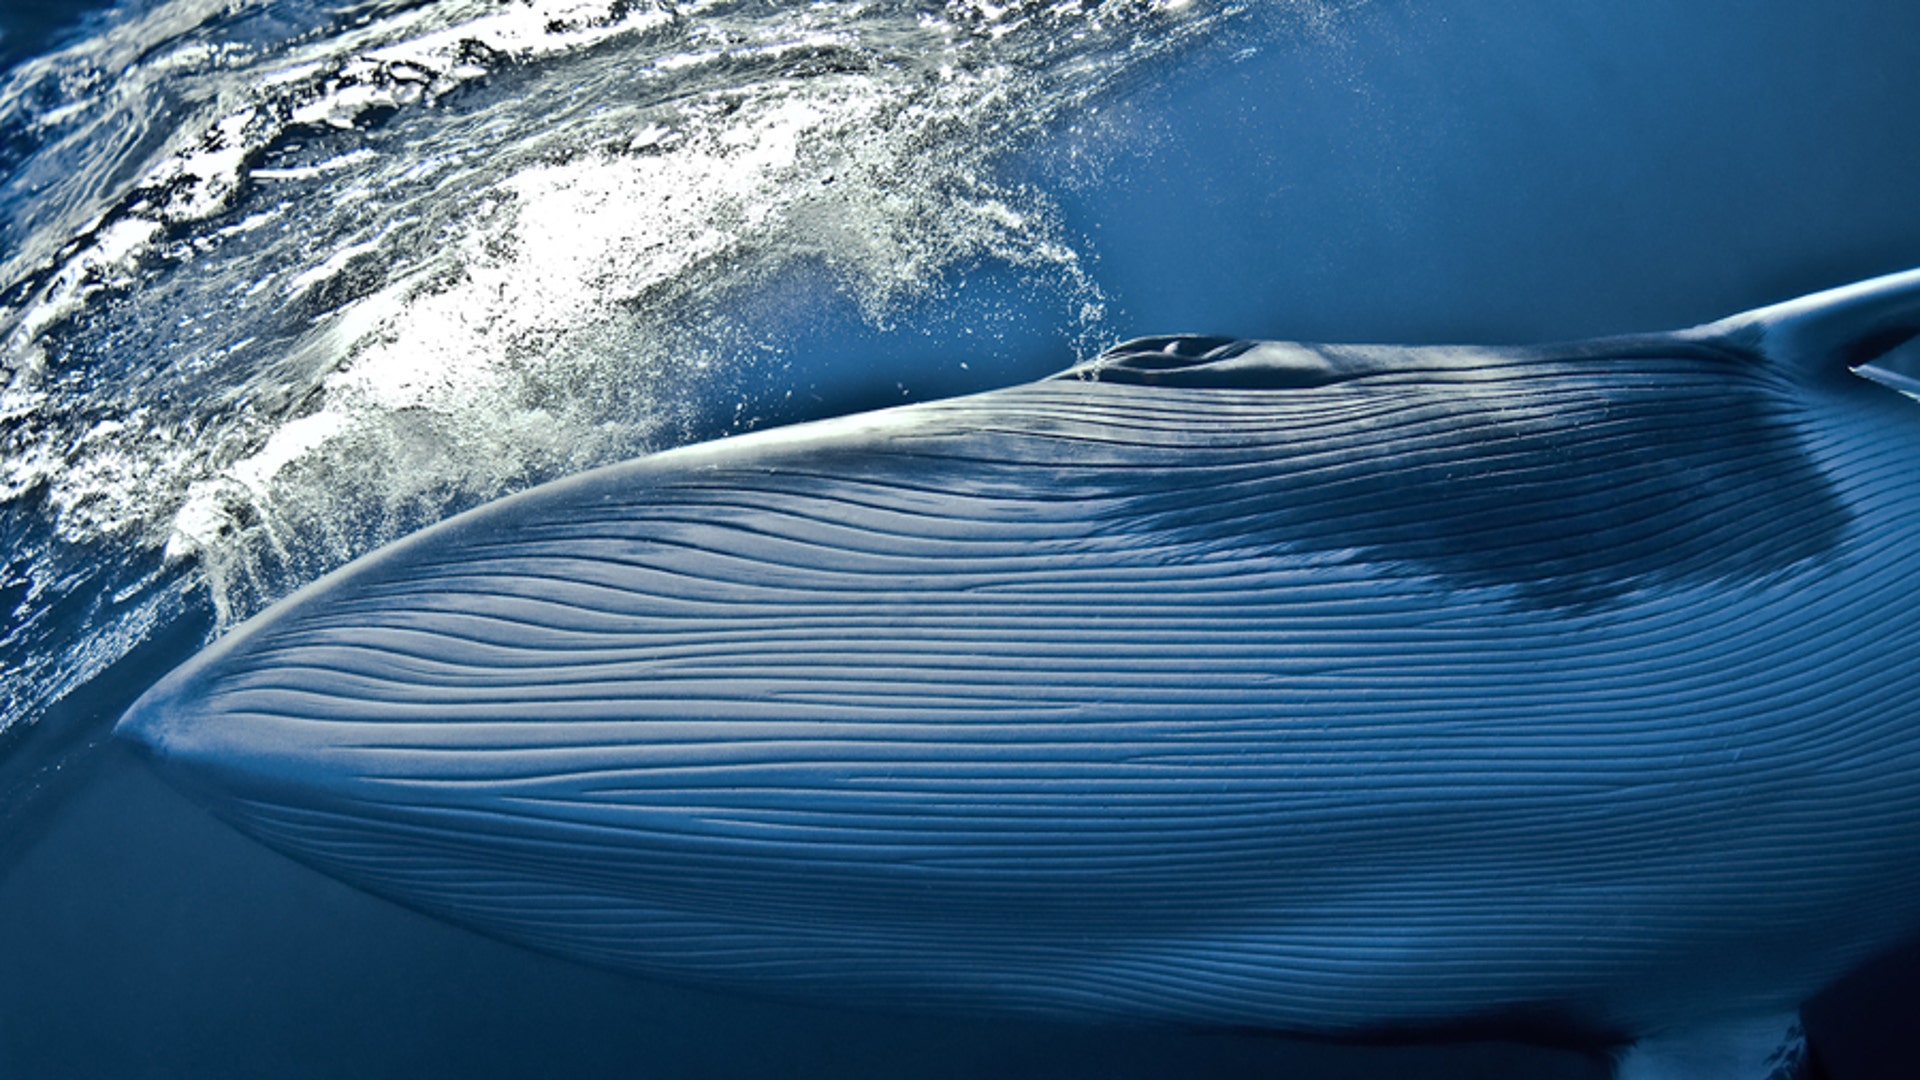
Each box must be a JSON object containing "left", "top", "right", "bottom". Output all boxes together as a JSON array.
[{"left": 0, "top": 0, "right": 116, "bottom": 74}]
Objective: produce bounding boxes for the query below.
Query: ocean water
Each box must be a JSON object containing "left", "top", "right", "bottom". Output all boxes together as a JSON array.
[{"left": 3, "top": 1, "right": 1920, "bottom": 1076}]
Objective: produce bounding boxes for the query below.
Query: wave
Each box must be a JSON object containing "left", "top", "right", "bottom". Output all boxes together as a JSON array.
[{"left": 0, "top": 0, "right": 1358, "bottom": 743}]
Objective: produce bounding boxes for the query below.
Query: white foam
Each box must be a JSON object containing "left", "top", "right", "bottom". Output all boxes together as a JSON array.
[
  {"left": 0, "top": 0, "right": 1307, "bottom": 739},
  {"left": 3, "top": 0, "right": 685, "bottom": 360},
  {"left": 166, "top": 410, "right": 349, "bottom": 563}
]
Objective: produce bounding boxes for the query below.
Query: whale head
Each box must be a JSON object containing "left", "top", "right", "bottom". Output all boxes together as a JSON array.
[{"left": 119, "top": 270, "right": 1920, "bottom": 1066}]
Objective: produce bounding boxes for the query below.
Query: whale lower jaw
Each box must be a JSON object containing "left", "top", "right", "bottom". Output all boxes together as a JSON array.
[
  {"left": 121, "top": 535, "right": 1920, "bottom": 1042},
  {"left": 175, "top": 788, "right": 1664, "bottom": 1040},
  {"left": 201, "top": 772, "right": 1846, "bottom": 1077}
]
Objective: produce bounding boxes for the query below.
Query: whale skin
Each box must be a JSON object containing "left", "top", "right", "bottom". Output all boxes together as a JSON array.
[{"left": 117, "top": 269, "right": 1920, "bottom": 1074}]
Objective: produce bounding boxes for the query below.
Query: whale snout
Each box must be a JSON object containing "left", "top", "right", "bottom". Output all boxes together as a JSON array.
[
  {"left": 114, "top": 679, "right": 174, "bottom": 761},
  {"left": 114, "top": 619, "right": 459, "bottom": 830},
  {"left": 116, "top": 674, "right": 305, "bottom": 818},
  {"left": 116, "top": 654, "right": 230, "bottom": 778}
]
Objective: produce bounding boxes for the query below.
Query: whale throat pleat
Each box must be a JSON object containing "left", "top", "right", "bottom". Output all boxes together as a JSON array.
[{"left": 126, "top": 330, "right": 1920, "bottom": 1035}]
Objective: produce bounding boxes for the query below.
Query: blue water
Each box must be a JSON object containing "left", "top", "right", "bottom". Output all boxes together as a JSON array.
[
  {"left": 0, "top": 0, "right": 114, "bottom": 75},
  {"left": 5, "top": 0, "right": 1920, "bottom": 1075}
]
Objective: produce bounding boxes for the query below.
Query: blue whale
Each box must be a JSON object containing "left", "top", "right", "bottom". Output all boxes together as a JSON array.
[{"left": 118, "top": 270, "right": 1920, "bottom": 1078}]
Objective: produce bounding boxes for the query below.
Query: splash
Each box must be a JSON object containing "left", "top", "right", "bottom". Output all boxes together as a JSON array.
[{"left": 0, "top": 0, "right": 1351, "bottom": 739}]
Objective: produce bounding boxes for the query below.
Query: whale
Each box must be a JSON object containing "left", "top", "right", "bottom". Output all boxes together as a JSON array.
[{"left": 117, "top": 269, "right": 1920, "bottom": 1078}]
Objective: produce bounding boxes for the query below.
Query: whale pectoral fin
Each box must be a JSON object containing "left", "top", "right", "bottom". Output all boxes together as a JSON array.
[
  {"left": 1614, "top": 1012, "right": 1810, "bottom": 1080},
  {"left": 1699, "top": 265, "right": 1920, "bottom": 384}
]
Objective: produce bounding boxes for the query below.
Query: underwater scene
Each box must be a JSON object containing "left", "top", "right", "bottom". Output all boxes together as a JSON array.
[{"left": 6, "top": 1, "right": 1920, "bottom": 1077}]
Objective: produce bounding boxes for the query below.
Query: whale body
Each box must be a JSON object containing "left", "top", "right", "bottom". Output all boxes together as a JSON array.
[{"left": 118, "top": 271, "right": 1920, "bottom": 1076}]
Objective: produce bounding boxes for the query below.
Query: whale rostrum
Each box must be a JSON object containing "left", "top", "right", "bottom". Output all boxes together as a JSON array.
[{"left": 117, "top": 269, "right": 1920, "bottom": 1078}]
